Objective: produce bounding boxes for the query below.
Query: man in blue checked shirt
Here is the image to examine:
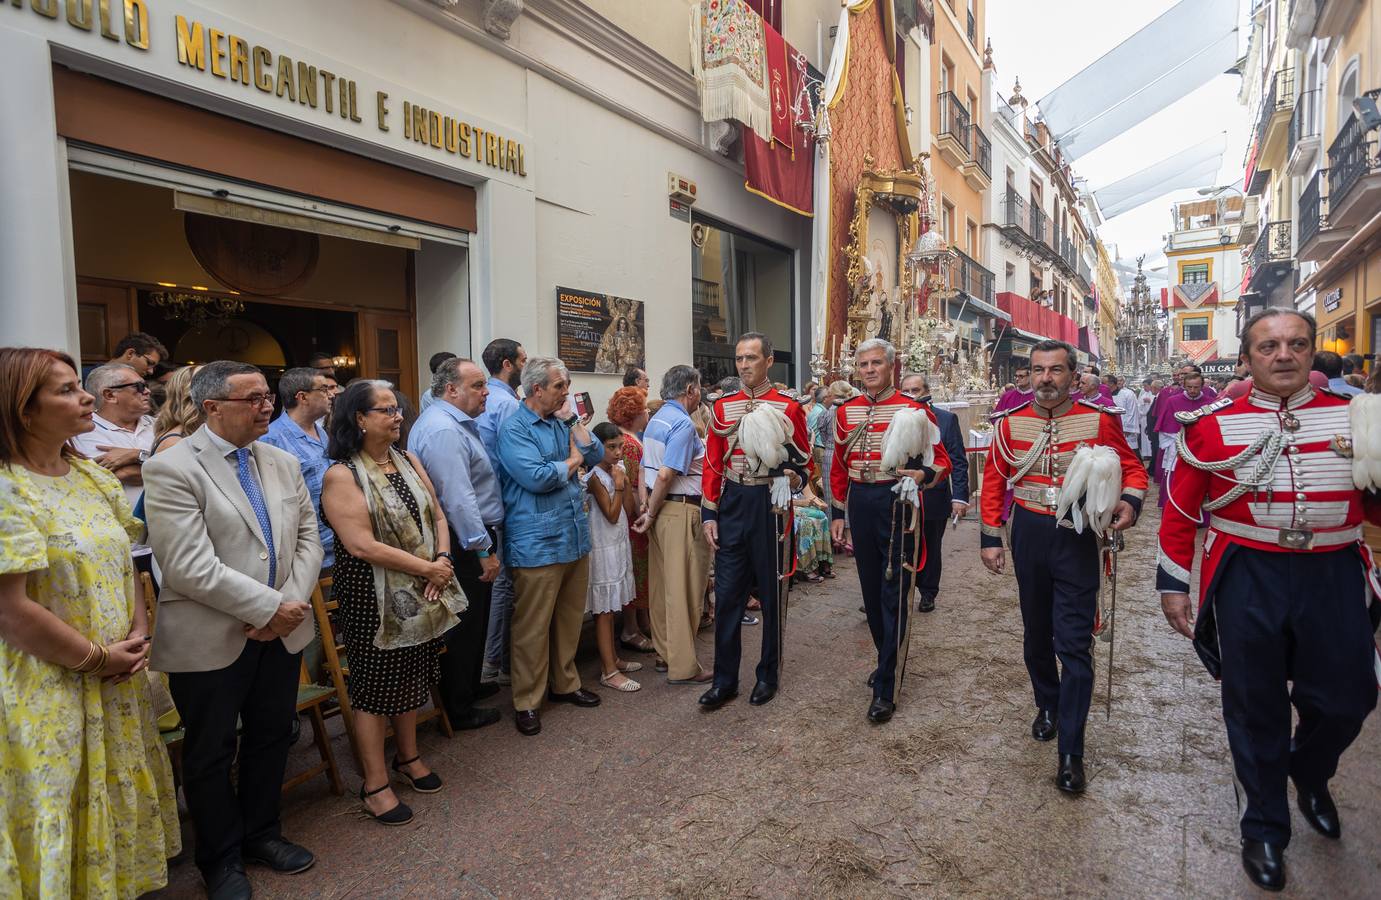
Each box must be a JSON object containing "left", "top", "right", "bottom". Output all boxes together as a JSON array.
[
  {"left": 477, "top": 338, "right": 527, "bottom": 686},
  {"left": 410, "top": 357, "right": 506, "bottom": 730},
  {"left": 496, "top": 356, "right": 603, "bottom": 737}
]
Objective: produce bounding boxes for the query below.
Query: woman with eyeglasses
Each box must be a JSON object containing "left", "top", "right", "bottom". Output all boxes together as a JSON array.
[
  {"left": 320, "top": 380, "right": 466, "bottom": 825},
  {"left": 0, "top": 347, "right": 180, "bottom": 897}
]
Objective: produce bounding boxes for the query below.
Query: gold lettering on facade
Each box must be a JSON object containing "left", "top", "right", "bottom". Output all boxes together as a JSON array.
[
  {"left": 338, "top": 77, "right": 350, "bottom": 120},
  {"left": 123, "top": 0, "right": 147, "bottom": 48},
  {"left": 174, "top": 15, "right": 204, "bottom": 70},
  {"left": 402, "top": 101, "right": 412, "bottom": 140},
  {"left": 471, "top": 127, "right": 485, "bottom": 162},
  {"left": 485, "top": 132, "right": 498, "bottom": 166},
  {"left": 31, "top": 0, "right": 57, "bottom": 19},
  {"left": 347, "top": 80, "right": 361, "bottom": 122},
  {"left": 496, "top": 137, "right": 507, "bottom": 171},
  {"left": 442, "top": 116, "right": 458, "bottom": 152},
  {"left": 208, "top": 28, "right": 226, "bottom": 78},
  {"left": 228, "top": 34, "right": 249, "bottom": 85},
  {"left": 429, "top": 111, "right": 442, "bottom": 149},
  {"left": 297, "top": 62, "right": 317, "bottom": 107},
  {"left": 458, "top": 122, "right": 472, "bottom": 158},
  {"left": 376, "top": 91, "right": 389, "bottom": 132},
  {"left": 65, "top": 0, "right": 92, "bottom": 30},
  {"left": 96, "top": 0, "right": 118, "bottom": 40},
  {"left": 414, "top": 105, "right": 429, "bottom": 145},
  {"left": 319, "top": 70, "right": 336, "bottom": 114},
  {"left": 275, "top": 54, "right": 295, "bottom": 101},
  {"left": 251, "top": 45, "right": 272, "bottom": 92},
  {"left": 517, "top": 143, "right": 526, "bottom": 176}
]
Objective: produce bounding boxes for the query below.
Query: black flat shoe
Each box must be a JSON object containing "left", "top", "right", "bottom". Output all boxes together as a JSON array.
[
  {"left": 1031, "top": 709, "right": 1056, "bottom": 742},
  {"left": 392, "top": 755, "right": 442, "bottom": 793},
  {"left": 451, "top": 707, "right": 501, "bottom": 730},
  {"left": 359, "top": 782, "right": 414, "bottom": 825},
  {"left": 243, "top": 837, "right": 314, "bottom": 873},
  {"left": 206, "top": 861, "right": 252, "bottom": 900},
  {"left": 867, "top": 698, "right": 895, "bottom": 723},
  {"left": 698, "top": 684, "right": 738, "bottom": 709},
  {"left": 515, "top": 709, "right": 541, "bottom": 735},
  {"left": 549, "top": 688, "right": 601, "bottom": 707},
  {"left": 748, "top": 681, "right": 776, "bottom": 706},
  {"left": 1240, "top": 839, "right": 1285, "bottom": 892},
  {"left": 1293, "top": 779, "right": 1341, "bottom": 839},
  {"left": 1055, "top": 754, "right": 1085, "bottom": 794},
  {"left": 917, "top": 595, "right": 935, "bottom": 612}
]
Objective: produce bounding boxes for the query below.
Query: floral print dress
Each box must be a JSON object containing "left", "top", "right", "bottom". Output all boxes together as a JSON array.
[{"left": 0, "top": 458, "right": 180, "bottom": 899}]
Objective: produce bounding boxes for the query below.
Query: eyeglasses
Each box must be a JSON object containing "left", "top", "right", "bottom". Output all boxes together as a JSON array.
[
  {"left": 302, "top": 386, "right": 335, "bottom": 396},
  {"left": 367, "top": 406, "right": 403, "bottom": 417},
  {"left": 107, "top": 381, "right": 151, "bottom": 394},
  {"left": 215, "top": 394, "right": 276, "bottom": 408}
]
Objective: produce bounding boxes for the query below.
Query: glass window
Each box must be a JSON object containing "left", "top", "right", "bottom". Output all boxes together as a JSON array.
[
  {"left": 1182, "top": 316, "right": 1210, "bottom": 342},
  {"left": 690, "top": 216, "right": 794, "bottom": 386},
  {"left": 1182, "top": 263, "right": 1210, "bottom": 284}
]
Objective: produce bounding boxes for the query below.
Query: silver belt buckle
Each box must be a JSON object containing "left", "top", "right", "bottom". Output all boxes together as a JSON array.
[
  {"left": 1042, "top": 487, "right": 1059, "bottom": 508},
  {"left": 1278, "top": 528, "right": 1315, "bottom": 550}
]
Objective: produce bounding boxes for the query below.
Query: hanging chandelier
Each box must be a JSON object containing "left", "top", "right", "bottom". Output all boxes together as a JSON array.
[{"left": 148, "top": 289, "right": 244, "bottom": 326}]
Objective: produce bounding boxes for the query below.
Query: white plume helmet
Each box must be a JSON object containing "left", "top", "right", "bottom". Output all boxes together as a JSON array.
[
  {"left": 1350, "top": 393, "right": 1381, "bottom": 490},
  {"left": 737, "top": 403, "right": 793, "bottom": 473},
  {"left": 1057, "top": 444, "right": 1122, "bottom": 534},
  {"left": 881, "top": 407, "right": 936, "bottom": 471}
]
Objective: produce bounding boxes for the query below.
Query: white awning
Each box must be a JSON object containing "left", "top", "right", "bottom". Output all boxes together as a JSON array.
[
  {"left": 1035, "top": 0, "right": 1238, "bottom": 161},
  {"left": 1093, "top": 134, "right": 1226, "bottom": 219}
]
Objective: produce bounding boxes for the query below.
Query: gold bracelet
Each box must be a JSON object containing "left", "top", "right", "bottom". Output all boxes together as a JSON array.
[
  {"left": 98, "top": 643, "right": 110, "bottom": 674},
  {"left": 72, "top": 640, "right": 98, "bottom": 673}
]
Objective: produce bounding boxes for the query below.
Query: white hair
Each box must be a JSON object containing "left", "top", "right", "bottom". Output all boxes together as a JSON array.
[
  {"left": 855, "top": 338, "right": 896, "bottom": 365},
  {"left": 521, "top": 357, "right": 569, "bottom": 396},
  {"left": 84, "top": 363, "right": 140, "bottom": 411}
]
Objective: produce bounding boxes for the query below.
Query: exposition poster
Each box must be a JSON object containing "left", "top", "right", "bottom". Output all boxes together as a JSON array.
[{"left": 556, "top": 286, "right": 646, "bottom": 374}]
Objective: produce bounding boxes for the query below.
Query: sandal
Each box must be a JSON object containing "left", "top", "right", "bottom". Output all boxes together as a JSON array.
[
  {"left": 616, "top": 659, "right": 644, "bottom": 673},
  {"left": 619, "top": 635, "right": 655, "bottom": 653},
  {"left": 360, "top": 783, "right": 414, "bottom": 825},
  {"left": 392, "top": 755, "right": 442, "bottom": 793},
  {"left": 599, "top": 671, "right": 642, "bottom": 692}
]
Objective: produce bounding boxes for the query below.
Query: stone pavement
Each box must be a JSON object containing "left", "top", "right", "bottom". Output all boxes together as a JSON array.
[{"left": 153, "top": 502, "right": 1381, "bottom": 898}]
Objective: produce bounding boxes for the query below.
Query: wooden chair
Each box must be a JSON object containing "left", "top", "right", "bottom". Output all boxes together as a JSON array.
[
  {"left": 309, "top": 577, "right": 453, "bottom": 778},
  {"left": 142, "top": 573, "right": 345, "bottom": 796}
]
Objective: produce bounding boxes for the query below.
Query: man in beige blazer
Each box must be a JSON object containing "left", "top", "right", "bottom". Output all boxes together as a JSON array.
[{"left": 144, "top": 361, "right": 322, "bottom": 900}]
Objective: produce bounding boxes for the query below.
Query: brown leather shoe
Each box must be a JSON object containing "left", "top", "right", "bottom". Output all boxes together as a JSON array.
[
  {"left": 515, "top": 709, "right": 541, "bottom": 735},
  {"left": 548, "top": 688, "right": 601, "bottom": 707}
]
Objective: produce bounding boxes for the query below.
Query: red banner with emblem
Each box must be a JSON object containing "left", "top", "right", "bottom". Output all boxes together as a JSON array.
[{"left": 743, "top": 31, "right": 814, "bottom": 216}]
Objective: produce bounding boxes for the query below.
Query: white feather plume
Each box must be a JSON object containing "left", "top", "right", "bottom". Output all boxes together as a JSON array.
[
  {"left": 737, "top": 403, "right": 793, "bottom": 473},
  {"left": 1057, "top": 445, "right": 1122, "bottom": 534},
  {"left": 1351, "top": 394, "right": 1381, "bottom": 491},
  {"left": 881, "top": 407, "right": 936, "bottom": 471}
]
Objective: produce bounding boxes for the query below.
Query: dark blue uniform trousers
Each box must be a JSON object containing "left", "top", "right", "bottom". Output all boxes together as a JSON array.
[
  {"left": 849, "top": 482, "right": 916, "bottom": 704},
  {"left": 1009, "top": 505, "right": 1099, "bottom": 756},
  {"left": 1213, "top": 545, "right": 1377, "bottom": 846},
  {"left": 712, "top": 481, "right": 783, "bottom": 689}
]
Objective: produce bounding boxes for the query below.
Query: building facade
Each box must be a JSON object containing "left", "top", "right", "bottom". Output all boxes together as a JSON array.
[
  {"left": 2, "top": 0, "right": 864, "bottom": 414},
  {"left": 1163, "top": 196, "right": 1245, "bottom": 366}
]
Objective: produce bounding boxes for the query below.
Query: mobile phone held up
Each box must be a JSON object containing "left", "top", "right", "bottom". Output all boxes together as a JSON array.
[{"left": 574, "top": 391, "right": 593, "bottom": 419}]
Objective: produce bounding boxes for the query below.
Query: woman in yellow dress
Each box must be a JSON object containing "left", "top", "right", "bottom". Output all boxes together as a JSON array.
[{"left": 0, "top": 347, "right": 181, "bottom": 898}]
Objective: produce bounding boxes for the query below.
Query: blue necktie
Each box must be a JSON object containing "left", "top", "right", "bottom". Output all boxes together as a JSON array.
[{"left": 235, "top": 448, "right": 277, "bottom": 586}]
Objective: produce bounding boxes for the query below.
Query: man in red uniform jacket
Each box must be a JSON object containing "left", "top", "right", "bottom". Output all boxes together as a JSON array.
[
  {"left": 1158, "top": 308, "right": 1381, "bottom": 892},
  {"left": 980, "top": 340, "right": 1145, "bottom": 795}
]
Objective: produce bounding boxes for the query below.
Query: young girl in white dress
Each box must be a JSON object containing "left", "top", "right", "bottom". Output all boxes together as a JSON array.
[{"left": 585, "top": 423, "right": 643, "bottom": 691}]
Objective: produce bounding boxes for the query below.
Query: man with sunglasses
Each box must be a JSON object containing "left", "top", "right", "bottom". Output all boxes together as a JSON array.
[{"left": 72, "top": 363, "right": 156, "bottom": 498}]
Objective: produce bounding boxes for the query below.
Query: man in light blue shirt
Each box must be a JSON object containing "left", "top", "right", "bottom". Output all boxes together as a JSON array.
[
  {"left": 1314, "top": 350, "right": 1363, "bottom": 397},
  {"left": 410, "top": 357, "right": 505, "bottom": 730},
  {"left": 497, "top": 356, "right": 603, "bottom": 736},
  {"left": 260, "top": 367, "right": 335, "bottom": 572},
  {"left": 419, "top": 350, "right": 457, "bottom": 412},
  {"left": 477, "top": 338, "right": 527, "bottom": 684}
]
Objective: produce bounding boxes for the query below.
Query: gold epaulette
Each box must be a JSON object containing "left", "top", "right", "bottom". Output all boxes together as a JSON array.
[{"left": 1173, "top": 395, "right": 1233, "bottom": 425}]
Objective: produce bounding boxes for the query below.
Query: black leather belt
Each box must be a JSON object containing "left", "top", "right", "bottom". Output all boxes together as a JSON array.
[{"left": 664, "top": 494, "right": 702, "bottom": 506}]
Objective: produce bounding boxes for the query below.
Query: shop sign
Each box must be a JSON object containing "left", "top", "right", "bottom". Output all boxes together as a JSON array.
[
  {"left": 1199, "top": 360, "right": 1237, "bottom": 376},
  {"left": 1323, "top": 288, "right": 1343, "bottom": 313},
  {"left": 556, "top": 287, "right": 646, "bottom": 375},
  {"left": 6, "top": 0, "right": 530, "bottom": 185}
]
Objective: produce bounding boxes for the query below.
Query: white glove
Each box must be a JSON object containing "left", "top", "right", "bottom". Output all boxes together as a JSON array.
[
  {"left": 770, "top": 476, "right": 792, "bottom": 511},
  {"left": 891, "top": 475, "right": 920, "bottom": 508}
]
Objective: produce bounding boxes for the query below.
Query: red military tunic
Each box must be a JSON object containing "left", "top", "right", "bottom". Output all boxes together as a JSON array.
[
  {"left": 979, "top": 397, "right": 1147, "bottom": 547},
  {"left": 829, "top": 387, "right": 951, "bottom": 516},
  {"left": 701, "top": 381, "right": 812, "bottom": 522},
  {"left": 1157, "top": 385, "right": 1381, "bottom": 605}
]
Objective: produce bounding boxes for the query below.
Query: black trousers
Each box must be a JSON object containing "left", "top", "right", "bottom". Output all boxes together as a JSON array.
[
  {"left": 917, "top": 513, "right": 946, "bottom": 601},
  {"left": 1008, "top": 505, "right": 1100, "bottom": 756},
  {"left": 849, "top": 482, "right": 917, "bottom": 703},
  {"left": 1213, "top": 545, "right": 1378, "bottom": 846},
  {"left": 168, "top": 638, "right": 301, "bottom": 876},
  {"left": 712, "top": 481, "right": 783, "bottom": 689},
  {"left": 439, "top": 527, "right": 495, "bottom": 719}
]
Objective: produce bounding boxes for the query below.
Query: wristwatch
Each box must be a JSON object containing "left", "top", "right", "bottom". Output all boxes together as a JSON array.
[
  {"left": 563, "top": 414, "right": 579, "bottom": 428},
  {"left": 476, "top": 548, "right": 491, "bottom": 559},
  {"left": 434, "top": 551, "right": 453, "bottom": 563},
  {"left": 137, "top": 449, "right": 150, "bottom": 464}
]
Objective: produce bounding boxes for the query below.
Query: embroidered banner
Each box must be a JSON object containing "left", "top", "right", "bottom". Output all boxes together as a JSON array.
[
  {"left": 1177, "top": 339, "right": 1218, "bottom": 363},
  {"left": 1172, "top": 281, "right": 1219, "bottom": 309},
  {"left": 691, "top": 0, "right": 772, "bottom": 141},
  {"left": 744, "top": 43, "right": 815, "bottom": 216}
]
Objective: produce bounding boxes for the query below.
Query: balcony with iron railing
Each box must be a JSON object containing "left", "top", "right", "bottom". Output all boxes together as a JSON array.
[
  {"left": 961, "top": 122, "right": 991, "bottom": 190},
  {"left": 953, "top": 249, "right": 995, "bottom": 305},
  {"left": 972, "top": 124, "right": 991, "bottom": 178},
  {"left": 1326, "top": 100, "right": 1381, "bottom": 228},
  {"left": 966, "top": 7, "right": 976, "bottom": 46},
  {"left": 1287, "top": 89, "right": 1321, "bottom": 172},
  {"left": 1001, "top": 189, "right": 1029, "bottom": 234},
  {"left": 1029, "top": 204, "right": 1049, "bottom": 248},
  {"left": 935, "top": 91, "right": 971, "bottom": 168},
  {"left": 1252, "top": 67, "right": 1296, "bottom": 164},
  {"left": 1298, "top": 168, "right": 1326, "bottom": 253},
  {"left": 1247, "top": 220, "right": 1294, "bottom": 294}
]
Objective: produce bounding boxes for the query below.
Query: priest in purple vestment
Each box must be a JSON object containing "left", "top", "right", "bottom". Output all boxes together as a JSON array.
[
  {"left": 1152, "top": 369, "right": 1217, "bottom": 508},
  {"left": 992, "top": 363, "right": 1033, "bottom": 416}
]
